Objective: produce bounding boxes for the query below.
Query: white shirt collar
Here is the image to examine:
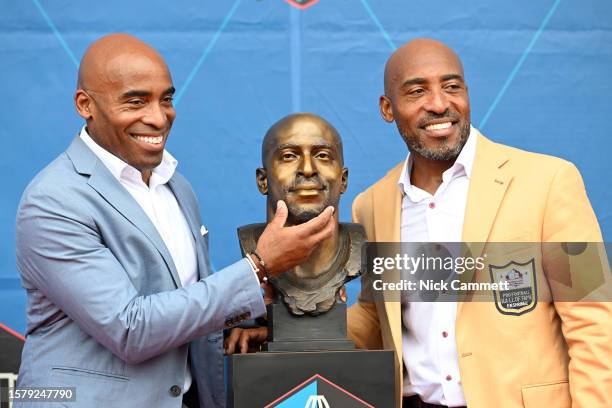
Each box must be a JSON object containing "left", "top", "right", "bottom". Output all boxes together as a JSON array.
[
  {"left": 398, "top": 125, "right": 478, "bottom": 196},
  {"left": 79, "top": 126, "right": 178, "bottom": 187}
]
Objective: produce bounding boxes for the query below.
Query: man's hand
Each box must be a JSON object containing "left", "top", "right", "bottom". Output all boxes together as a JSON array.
[
  {"left": 256, "top": 200, "right": 335, "bottom": 277},
  {"left": 224, "top": 327, "right": 269, "bottom": 355}
]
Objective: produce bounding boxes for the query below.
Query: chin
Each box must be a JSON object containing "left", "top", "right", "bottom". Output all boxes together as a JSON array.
[
  {"left": 287, "top": 206, "right": 325, "bottom": 225},
  {"left": 140, "top": 157, "right": 164, "bottom": 170}
]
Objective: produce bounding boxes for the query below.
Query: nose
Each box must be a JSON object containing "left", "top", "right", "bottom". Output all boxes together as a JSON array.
[
  {"left": 298, "top": 154, "right": 316, "bottom": 177},
  {"left": 423, "top": 88, "right": 450, "bottom": 114},
  {"left": 142, "top": 102, "right": 171, "bottom": 130}
]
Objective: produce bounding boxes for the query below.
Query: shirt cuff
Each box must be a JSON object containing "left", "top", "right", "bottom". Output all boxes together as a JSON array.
[{"left": 244, "top": 255, "right": 262, "bottom": 287}]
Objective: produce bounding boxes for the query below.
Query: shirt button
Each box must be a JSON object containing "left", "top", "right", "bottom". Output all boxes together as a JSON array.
[
  {"left": 442, "top": 331, "right": 448, "bottom": 338},
  {"left": 446, "top": 375, "right": 452, "bottom": 381},
  {"left": 428, "top": 202, "right": 436, "bottom": 209},
  {"left": 169, "top": 385, "right": 182, "bottom": 397}
]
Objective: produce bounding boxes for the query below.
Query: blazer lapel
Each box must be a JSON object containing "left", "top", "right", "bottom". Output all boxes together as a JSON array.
[
  {"left": 459, "top": 132, "right": 512, "bottom": 311},
  {"left": 67, "top": 136, "right": 183, "bottom": 289},
  {"left": 462, "top": 132, "right": 513, "bottom": 245},
  {"left": 167, "top": 177, "right": 210, "bottom": 280}
]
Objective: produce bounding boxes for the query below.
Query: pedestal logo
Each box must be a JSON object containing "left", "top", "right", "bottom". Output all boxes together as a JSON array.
[
  {"left": 265, "top": 373, "right": 374, "bottom": 407},
  {"left": 285, "top": 0, "right": 321, "bottom": 10}
]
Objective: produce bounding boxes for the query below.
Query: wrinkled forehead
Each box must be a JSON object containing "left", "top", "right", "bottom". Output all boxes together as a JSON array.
[
  {"left": 405, "top": 49, "right": 461, "bottom": 75},
  {"left": 89, "top": 52, "right": 172, "bottom": 93},
  {"left": 387, "top": 46, "right": 464, "bottom": 94},
  {"left": 275, "top": 120, "right": 338, "bottom": 146},
  {"left": 265, "top": 120, "right": 340, "bottom": 164}
]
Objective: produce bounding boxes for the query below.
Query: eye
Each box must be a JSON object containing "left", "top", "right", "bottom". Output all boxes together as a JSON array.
[
  {"left": 315, "top": 151, "right": 331, "bottom": 160},
  {"left": 281, "top": 152, "right": 298, "bottom": 161},
  {"left": 162, "top": 95, "right": 174, "bottom": 105},
  {"left": 408, "top": 88, "right": 425, "bottom": 96},
  {"left": 127, "top": 99, "right": 145, "bottom": 106},
  {"left": 445, "top": 83, "right": 462, "bottom": 92}
]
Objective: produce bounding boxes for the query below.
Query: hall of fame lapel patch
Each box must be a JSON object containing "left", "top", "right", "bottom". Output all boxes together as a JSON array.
[{"left": 489, "top": 259, "right": 537, "bottom": 316}]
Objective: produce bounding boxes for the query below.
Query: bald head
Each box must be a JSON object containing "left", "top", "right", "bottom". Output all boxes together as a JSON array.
[
  {"left": 378, "top": 38, "right": 471, "bottom": 163},
  {"left": 73, "top": 34, "right": 176, "bottom": 185},
  {"left": 257, "top": 113, "right": 347, "bottom": 225},
  {"left": 261, "top": 113, "right": 343, "bottom": 168},
  {"left": 384, "top": 38, "right": 464, "bottom": 97},
  {"left": 77, "top": 33, "right": 169, "bottom": 91}
]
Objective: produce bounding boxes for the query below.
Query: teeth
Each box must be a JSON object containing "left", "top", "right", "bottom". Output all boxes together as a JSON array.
[
  {"left": 135, "top": 136, "right": 163, "bottom": 144},
  {"left": 425, "top": 122, "right": 452, "bottom": 131}
]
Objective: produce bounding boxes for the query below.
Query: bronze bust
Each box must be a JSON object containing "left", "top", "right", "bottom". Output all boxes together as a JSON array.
[{"left": 238, "top": 113, "right": 364, "bottom": 316}]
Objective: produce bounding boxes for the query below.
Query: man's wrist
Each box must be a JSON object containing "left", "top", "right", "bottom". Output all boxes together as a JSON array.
[
  {"left": 250, "top": 250, "right": 270, "bottom": 280},
  {"left": 245, "top": 253, "right": 268, "bottom": 283}
]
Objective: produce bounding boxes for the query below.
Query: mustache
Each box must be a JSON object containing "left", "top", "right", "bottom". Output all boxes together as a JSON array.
[
  {"left": 417, "top": 109, "right": 461, "bottom": 128},
  {"left": 286, "top": 175, "right": 327, "bottom": 191}
]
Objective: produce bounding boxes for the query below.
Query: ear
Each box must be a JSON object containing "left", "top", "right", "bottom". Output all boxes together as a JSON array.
[
  {"left": 340, "top": 168, "right": 348, "bottom": 194},
  {"left": 256, "top": 168, "right": 268, "bottom": 195},
  {"left": 74, "top": 89, "right": 94, "bottom": 120},
  {"left": 379, "top": 95, "right": 394, "bottom": 123}
]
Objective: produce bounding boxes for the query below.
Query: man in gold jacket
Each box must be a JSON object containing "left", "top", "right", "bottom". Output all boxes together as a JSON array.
[{"left": 347, "top": 38, "right": 612, "bottom": 408}]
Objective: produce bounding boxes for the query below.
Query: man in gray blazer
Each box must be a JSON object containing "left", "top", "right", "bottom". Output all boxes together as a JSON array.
[{"left": 14, "top": 34, "right": 335, "bottom": 408}]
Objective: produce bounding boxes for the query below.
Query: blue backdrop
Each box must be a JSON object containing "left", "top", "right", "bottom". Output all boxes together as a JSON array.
[{"left": 1, "top": 0, "right": 611, "bottom": 334}]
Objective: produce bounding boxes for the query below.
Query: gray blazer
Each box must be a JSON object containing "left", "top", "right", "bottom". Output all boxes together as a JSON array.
[{"left": 15, "top": 136, "right": 265, "bottom": 407}]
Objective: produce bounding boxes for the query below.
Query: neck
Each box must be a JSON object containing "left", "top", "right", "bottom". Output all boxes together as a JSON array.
[
  {"left": 86, "top": 126, "right": 153, "bottom": 186},
  {"left": 141, "top": 170, "right": 152, "bottom": 185},
  {"left": 410, "top": 154, "right": 454, "bottom": 195}
]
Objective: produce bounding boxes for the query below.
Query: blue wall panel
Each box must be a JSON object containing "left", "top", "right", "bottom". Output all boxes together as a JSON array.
[{"left": 1, "top": 0, "right": 611, "bottom": 334}]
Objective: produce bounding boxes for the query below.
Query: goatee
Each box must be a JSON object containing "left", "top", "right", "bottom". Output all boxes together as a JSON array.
[{"left": 400, "top": 121, "right": 470, "bottom": 161}]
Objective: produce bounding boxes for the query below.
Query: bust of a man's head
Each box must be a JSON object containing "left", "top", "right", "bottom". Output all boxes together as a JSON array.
[
  {"left": 257, "top": 112, "right": 347, "bottom": 226},
  {"left": 238, "top": 113, "right": 364, "bottom": 316}
]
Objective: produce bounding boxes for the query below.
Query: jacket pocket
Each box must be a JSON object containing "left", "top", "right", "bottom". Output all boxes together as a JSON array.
[
  {"left": 52, "top": 366, "right": 129, "bottom": 382},
  {"left": 521, "top": 380, "right": 569, "bottom": 408}
]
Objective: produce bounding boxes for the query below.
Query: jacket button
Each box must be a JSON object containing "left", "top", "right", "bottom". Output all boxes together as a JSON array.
[{"left": 169, "top": 385, "right": 182, "bottom": 397}]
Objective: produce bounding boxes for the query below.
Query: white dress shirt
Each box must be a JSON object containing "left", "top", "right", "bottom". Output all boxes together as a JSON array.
[
  {"left": 80, "top": 127, "right": 197, "bottom": 392},
  {"left": 399, "top": 127, "right": 477, "bottom": 407}
]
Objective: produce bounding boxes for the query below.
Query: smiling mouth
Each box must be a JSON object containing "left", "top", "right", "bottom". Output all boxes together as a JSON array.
[
  {"left": 288, "top": 186, "right": 326, "bottom": 198},
  {"left": 290, "top": 185, "right": 325, "bottom": 192},
  {"left": 131, "top": 134, "right": 164, "bottom": 145},
  {"left": 424, "top": 121, "right": 454, "bottom": 131}
]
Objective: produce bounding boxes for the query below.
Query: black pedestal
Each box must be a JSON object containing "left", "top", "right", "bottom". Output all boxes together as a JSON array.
[
  {"left": 228, "top": 301, "right": 395, "bottom": 406},
  {"left": 264, "top": 303, "right": 355, "bottom": 351},
  {"left": 227, "top": 349, "right": 395, "bottom": 407}
]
